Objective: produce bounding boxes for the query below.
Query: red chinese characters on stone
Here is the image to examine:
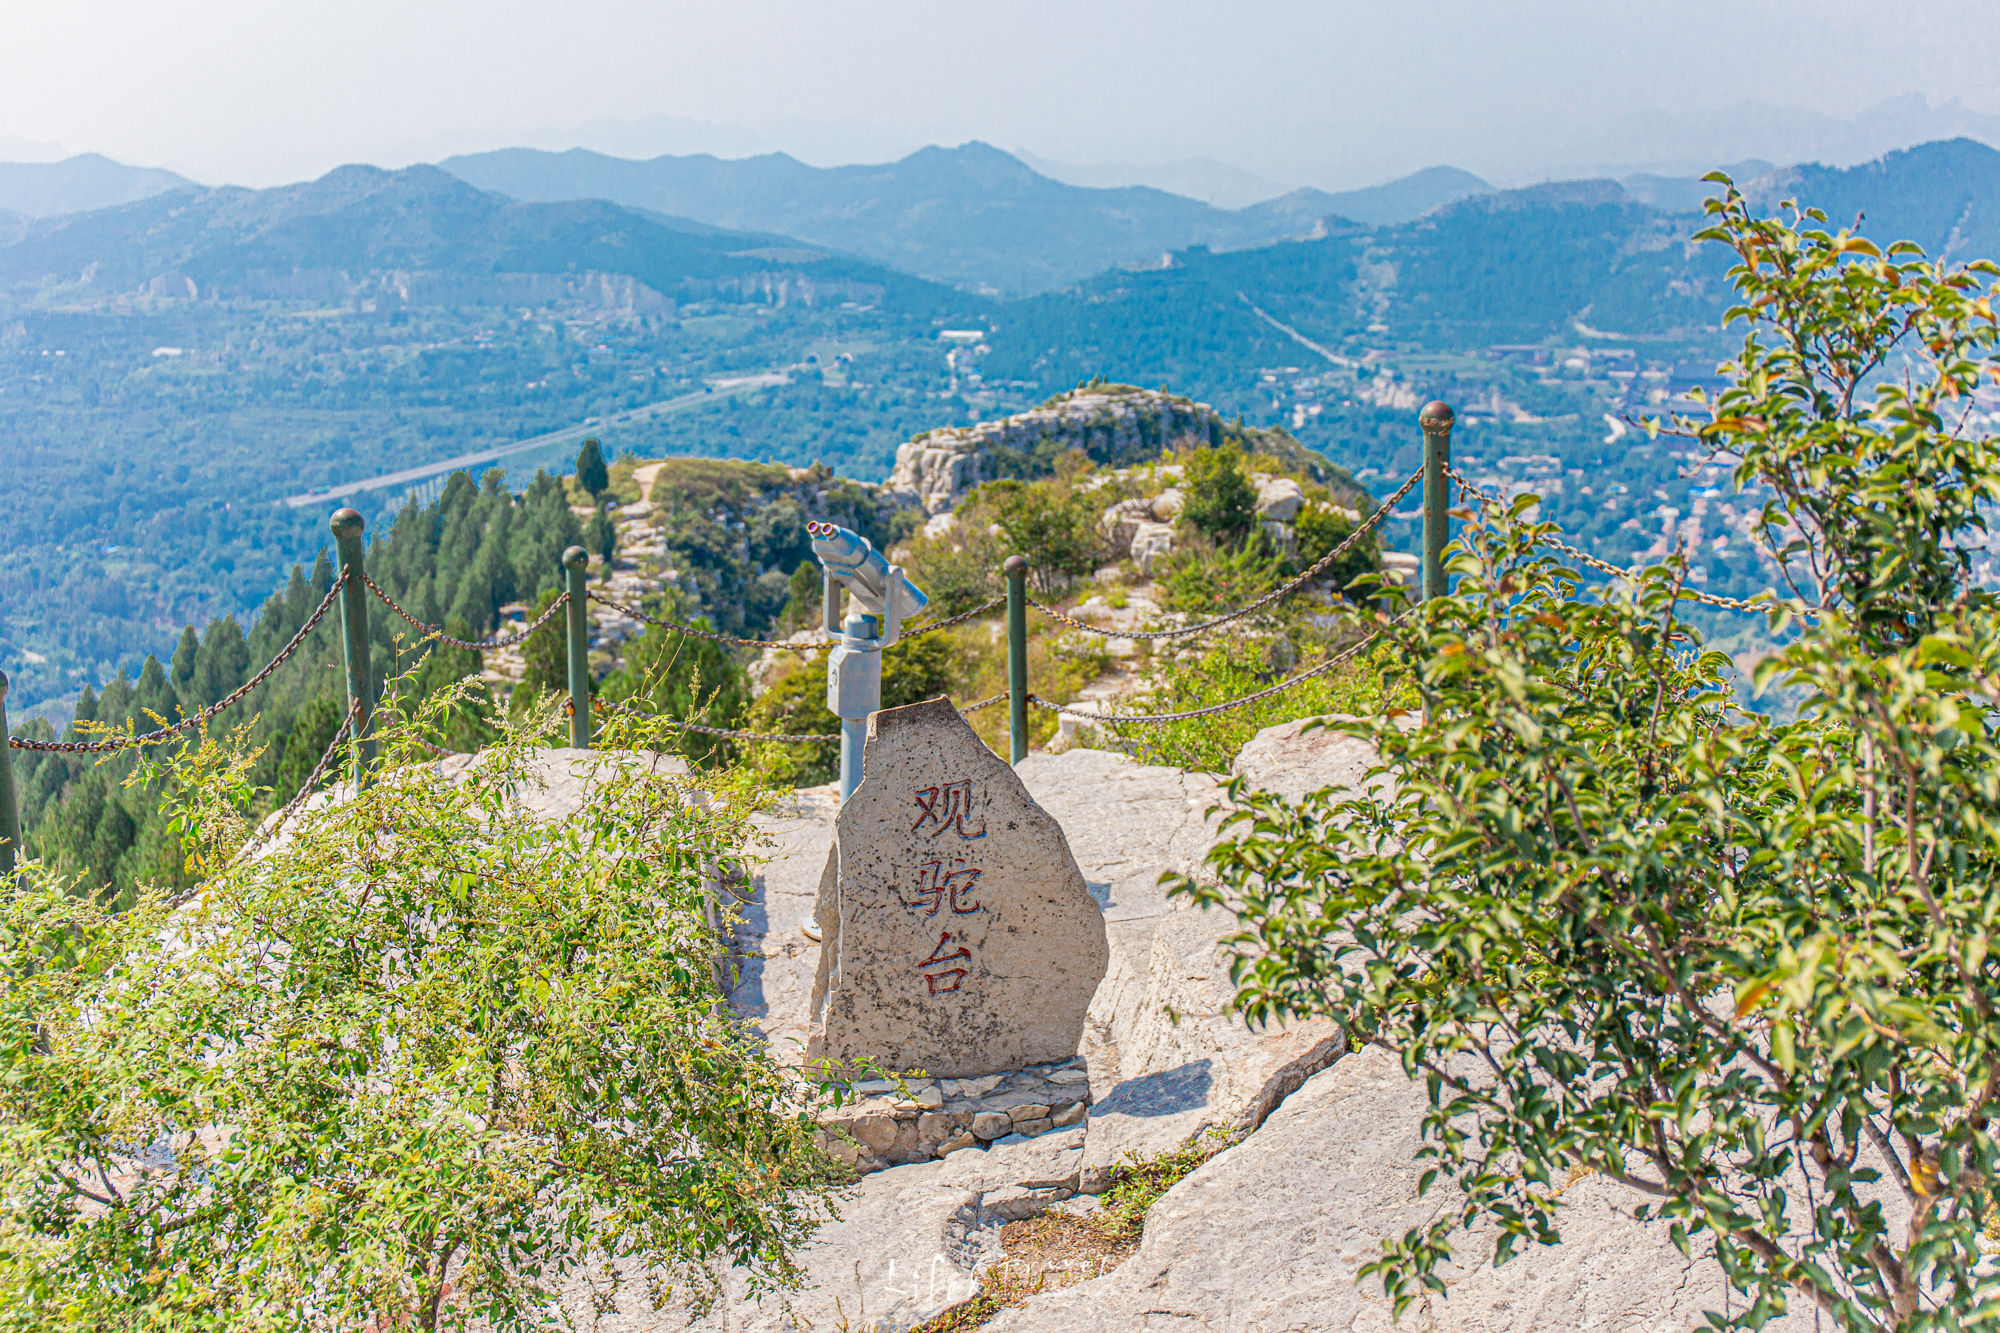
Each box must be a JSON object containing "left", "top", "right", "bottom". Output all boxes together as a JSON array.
[
  {"left": 909, "top": 780, "right": 989, "bottom": 996},
  {"left": 911, "top": 779, "right": 987, "bottom": 840},
  {"left": 918, "top": 931, "right": 972, "bottom": 995},
  {"left": 906, "top": 855, "right": 983, "bottom": 917}
]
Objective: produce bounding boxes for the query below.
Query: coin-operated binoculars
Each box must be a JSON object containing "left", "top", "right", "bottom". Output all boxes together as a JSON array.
[{"left": 809, "top": 521, "right": 929, "bottom": 800}]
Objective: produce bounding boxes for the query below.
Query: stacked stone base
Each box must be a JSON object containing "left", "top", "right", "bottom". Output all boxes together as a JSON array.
[{"left": 821, "top": 1057, "right": 1091, "bottom": 1174}]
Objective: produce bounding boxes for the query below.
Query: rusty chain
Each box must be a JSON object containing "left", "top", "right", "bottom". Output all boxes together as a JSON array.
[
  {"left": 234, "top": 699, "right": 358, "bottom": 861},
  {"left": 365, "top": 573, "right": 571, "bottom": 648},
  {"left": 599, "top": 699, "right": 839, "bottom": 743},
  {"left": 955, "top": 690, "right": 1009, "bottom": 714},
  {"left": 13, "top": 574, "right": 350, "bottom": 754},
  {"left": 1443, "top": 466, "right": 1822, "bottom": 618},
  {"left": 587, "top": 593, "right": 835, "bottom": 652},
  {"left": 1027, "top": 622, "right": 1396, "bottom": 726},
  {"left": 1028, "top": 467, "right": 1422, "bottom": 642},
  {"left": 586, "top": 592, "right": 1006, "bottom": 653}
]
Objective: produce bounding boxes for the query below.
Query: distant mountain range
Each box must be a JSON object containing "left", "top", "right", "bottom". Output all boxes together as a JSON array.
[
  {"left": 0, "top": 153, "right": 195, "bottom": 219},
  {"left": 438, "top": 140, "right": 1349, "bottom": 296},
  {"left": 3, "top": 138, "right": 1994, "bottom": 324},
  {"left": 1747, "top": 138, "right": 2000, "bottom": 265},
  {"left": 0, "top": 164, "right": 964, "bottom": 313}
]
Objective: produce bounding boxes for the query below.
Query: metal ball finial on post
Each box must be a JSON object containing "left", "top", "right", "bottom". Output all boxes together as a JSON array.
[
  {"left": 1419, "top": 401, "right": 1455, "bottom": 603},
  {"left": 562, "top": 545, "right": 592, "bottom": 750},
  {"left": 329, "top": 508, "right": 375, "bottom": 786}
]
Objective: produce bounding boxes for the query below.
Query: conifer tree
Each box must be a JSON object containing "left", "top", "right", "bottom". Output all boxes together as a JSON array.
[{"left": 574, "top": 436, "right": 610, "bottom": 497}]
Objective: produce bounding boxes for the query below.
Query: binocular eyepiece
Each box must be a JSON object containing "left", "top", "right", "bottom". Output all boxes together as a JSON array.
[{"left": 808, "top": 520, "right": 928, "bottom": 624}]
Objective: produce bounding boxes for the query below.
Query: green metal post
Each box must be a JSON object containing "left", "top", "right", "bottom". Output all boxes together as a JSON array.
[
  {"left": 1004, "top": 555, "right": 1029, "bottom": 764},
  {"left": 0, "top": 671, "right": 20, "bottom": 878},
  {"left": 563, "top": 545, "right": 591, "bottom": 749},
  {"left": 330, "top": 508, "right": 375, "bottom": 785},
  {"left": 1420, "top": 401, "right": 1455, "bottom": 602}
]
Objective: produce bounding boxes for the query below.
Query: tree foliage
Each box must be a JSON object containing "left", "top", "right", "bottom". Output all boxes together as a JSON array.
[
  {"left": 1182, "top": 187, "right": 2000, "bottom": 1328},
  {"left": 574, "top": 436, "right": 611, "bottom": 498},
  {"left": 975, "top": 476, "right": 1105, "bottom": 593},
  {"left": 0, "top": 692, "right": 840, "bottom": 1331},
  {"left": 1177, "top": 442, "right": 1257, "bottom": 549}
]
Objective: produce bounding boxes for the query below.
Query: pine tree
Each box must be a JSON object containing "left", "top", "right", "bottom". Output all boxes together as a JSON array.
[{"left": 574, "top": 437, "right": 609, "bottom": 498}]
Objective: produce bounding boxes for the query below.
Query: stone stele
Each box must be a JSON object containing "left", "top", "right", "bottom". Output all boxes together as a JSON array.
[{"left": 806, "top": 697, "right": 1109, "bottom": 1079}]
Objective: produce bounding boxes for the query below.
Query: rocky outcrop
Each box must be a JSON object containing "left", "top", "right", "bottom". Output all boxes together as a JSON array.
[
  {"left": 887, "top": 385, "right": 1332, "bottom": 516},
  {"left": 517, "top": 721, "right": 1791, "bottom": 1332}
]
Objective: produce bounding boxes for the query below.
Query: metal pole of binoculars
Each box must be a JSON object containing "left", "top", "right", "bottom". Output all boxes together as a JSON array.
[
  {"left": 1005, "top": 555, "right": 1029, "bottom": 764},
  {"left": 808, "top": 520, "right": 926, "bottom": 802}
]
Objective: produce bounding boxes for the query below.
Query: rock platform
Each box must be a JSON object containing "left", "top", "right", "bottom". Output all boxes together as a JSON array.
[{"left": 509, "top": 724, "right": 1796, "bottom": 1331}]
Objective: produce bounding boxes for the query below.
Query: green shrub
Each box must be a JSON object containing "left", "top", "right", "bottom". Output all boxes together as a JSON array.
[
  {"left": 1157, "top": 537, "right": 1284, "bottom": 614},
  {"left": 978, "top": 477, "right": 1105, "bottom": 592},
  {"left": 598, "top": 613, "right": 753, "bottom": 768},
  {"left": 1177, "top": 443, "right": 1257, "bottom": 548},
  {"left": 743, "top": 632, "right": 964, "bottom": 787},
  {"left": 1178, "top": 192, "right": 2000, "bottom": 1329},
  {"left": 0, "top": 691, "right": 839, "bottom": 1329},
  {"left": 1105, "top": 632, "right": 1401, "bottom": 772},
  {"left": 1294, "top": 501, "right": 1379, "bottom": 596},
  {"left": 900, "top": 526, "right": 1005, "bottom": 618}
]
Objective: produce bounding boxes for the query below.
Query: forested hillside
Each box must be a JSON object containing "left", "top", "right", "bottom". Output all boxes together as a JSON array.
[{"left": 11, "top": 467, "right": 583, "bottom": 902}]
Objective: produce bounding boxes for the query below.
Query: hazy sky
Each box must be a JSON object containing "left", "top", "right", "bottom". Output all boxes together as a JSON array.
[{"left": 3, "top": 0, "right": 1997, "bottom": 189}]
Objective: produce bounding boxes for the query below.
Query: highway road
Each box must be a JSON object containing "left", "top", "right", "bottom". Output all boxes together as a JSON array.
[{"left": 279, "top": 372, "right": 789, "bottom": 509}]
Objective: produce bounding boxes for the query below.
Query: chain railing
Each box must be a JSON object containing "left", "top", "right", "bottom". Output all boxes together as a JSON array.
[
  {"left": 585, "top": 592, "right": 837, "bottom": 652},
  {"left": 1028, "top": 619, "right": 1393, "bottom": 727},
  {"left": 365, "top": 572, "right": 571, "bottom": 648},
  {"left": 3, "top": 399, "right": 1840, "bottom": 873},
  {"left": 602, "top": 688, "right": 1011, "bottom": 745},
  {"left": 1028, "top": 467, "right": 1422, "bottom": 642},
  {"left": 583, "top": 591, "right": 1007, "bottom": 653},
  {"left": 1442, "top": 465, "right": 1824, "bottom": 618},
  {"left": 9, "top": 573, "right": 350, "bottom": 754}
]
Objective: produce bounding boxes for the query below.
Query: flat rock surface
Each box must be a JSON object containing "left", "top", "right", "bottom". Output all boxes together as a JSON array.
[
  {"left": 986, "top": 1045, "right": 1808, "bottom": 1333},
  {"left": 727, "top": 784, "right": 841, "bottom": 1059},
  {"left": 569, "top": 1129, "right": 1091, "bottom": 1332},
  {"left": 807, "top": 699, "right": 1108, "bottom": 1078}
]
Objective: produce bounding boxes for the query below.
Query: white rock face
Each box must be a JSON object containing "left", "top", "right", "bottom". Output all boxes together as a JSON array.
[
  {"left": 885, "top": 389, "right": 1227, "bottom": 515},
  {"left": 1252, "top": 474, "right": 1305, "bottom": 522},
  {"left": 806, "top": 699, "right": 1109, "bottom": 1079},
  {"left": 1128, "top": 520, "right": 1175, "bottom": 574},
  {"left": 984, "top": 1045, "right": 1811, "bottom": 1333},
  {"left": 519, "top": 729, "right": 1800, "bottom": 1332},
  {"left": 1097, "top": 496, "right": 1155, "bottom": 561}
]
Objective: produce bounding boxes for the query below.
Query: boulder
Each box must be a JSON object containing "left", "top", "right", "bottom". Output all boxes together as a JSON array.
[
  {"left": 1012, "top": 748, "right": 1346, "bottom": 1190},
  {"left": 1230, "top": 713, "right": 1388, "bottom": 804},
  {"left": 1253, "top": 474, "right": 1306, "bottom": 522},
  {"left": 806, "top": 699, "right": 1109, "bottom": 1078},
  {"left": 1150, "top": 487, "right": 1184, "bottom": 521},
  {"left": 1097, "top": 496, "right": 1155, "bottom": 561},
  {"left": 1128, "top": 521, "right": 1174, "bottom": 574}
]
